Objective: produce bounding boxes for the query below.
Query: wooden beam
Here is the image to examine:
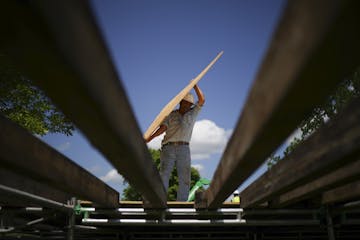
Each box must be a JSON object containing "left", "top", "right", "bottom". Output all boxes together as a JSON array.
[
  {"left": 322, "top": 180, "right": 360, "bottom": 205},
  {"left": 0, "top": 184, "right": 72, "bottom": 213},
  {"left": 0, "top": 167, "right": 72, "bottom": 205},
  {"left": 0, "top": 115, "right": 119, "bottom": 207},
  {"left": 199, "top": 0, "right": 360, "bottom": 208},
  {"left": 239, "top": 98, "right": 360, "bottom": 208},
  {"left": 0, "top": 1, "right": 166, "bottom": 207},
  {"left": 275, "top": 159, "right": 360, "bottom": 207}
]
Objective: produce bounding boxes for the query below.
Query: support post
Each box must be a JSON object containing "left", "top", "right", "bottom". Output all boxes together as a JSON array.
[
  {"left": 326, "top": 206, "right": 335, "bottom": 240},
  {"left": 195, "top": 190, "right": 207, "bottom": 209},
  {"left": 67, "top": 197, "right": 76, "bottom": 240}
]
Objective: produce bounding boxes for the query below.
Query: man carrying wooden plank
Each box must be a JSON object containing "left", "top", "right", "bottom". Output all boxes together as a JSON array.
[{"left": 146, "top": 85, "right": 205, "bottom": 201}]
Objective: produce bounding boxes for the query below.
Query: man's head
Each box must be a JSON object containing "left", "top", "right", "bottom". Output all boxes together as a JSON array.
[
  {"left": 233, "top": 190, "right": 239, "bottom": 196},
  {"left": 182, "top": 93, "right": 194, "bottom": 104},
  {"left": 180, "top": 93, "right": 194, "bottom": 111}
]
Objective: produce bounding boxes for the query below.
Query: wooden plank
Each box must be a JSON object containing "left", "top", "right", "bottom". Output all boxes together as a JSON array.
[
  {"left": 0, "top": 167, "right": 72, "bottom": 206},
  {"left": 143, "top": 51, "right": 223, "bottom": 140},
  {"left": 82, "top": 200, "right": 240, "bottom": 208},
  {"left": 0, "top": 1, "right": 166, "bottom": 208},
  {"left": 322, "top": 180, "right": 360, "bottom": 205},
  {"left": 276, "top": 159, "right": 360, "bottom": 207},
  {"left": 0, "top": 115, "right": 119, "bottom": 207},
  {"left": 239, "top": 98, "right": 360, "bottom": 208},
  {"left": 0, "top": 184, "right": 72, "bottom": 212},
  {"left": 199, "top": 0, "right": 360, "bottom": 208}
]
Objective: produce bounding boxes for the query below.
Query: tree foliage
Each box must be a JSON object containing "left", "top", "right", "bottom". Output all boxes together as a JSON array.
[
  {"left": 0, "top": 56, "right": 75, "bottom": 136},
  {"left": 122, "top": 148, "right": 201, "bottom": 201},
  {"left": 300, "top": 74, "right": 360, "bottom": 139},
  {"left": 267, "top": 68, "right": 360, "bottom": 168}
]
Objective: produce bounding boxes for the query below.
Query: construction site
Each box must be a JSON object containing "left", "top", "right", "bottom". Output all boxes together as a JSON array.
[{"left": 1, "top": 0, "right": 360, "bottom": 239}]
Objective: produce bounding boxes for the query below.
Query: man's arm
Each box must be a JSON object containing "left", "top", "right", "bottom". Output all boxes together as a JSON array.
[
  {"left": 194, "top": 84, "right": 205, "bottom": 106},
  {"left": 145, "top": 124, "right": 167, "bottom": 143}
]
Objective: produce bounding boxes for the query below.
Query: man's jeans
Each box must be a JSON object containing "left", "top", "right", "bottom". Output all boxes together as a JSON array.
[{"left": 160, "top": 144, "right": 191, "bottom": 201}]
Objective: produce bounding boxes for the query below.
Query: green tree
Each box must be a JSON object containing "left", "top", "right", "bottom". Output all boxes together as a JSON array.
[
  {"left": 122, "top": 148, "right": 201, "bottom": 201},
  {"left": 0, "top": 55, "right": 74, "bottom": 136},
  {"left": 267, "top": 68, "right": 360, "bottom": 168}
]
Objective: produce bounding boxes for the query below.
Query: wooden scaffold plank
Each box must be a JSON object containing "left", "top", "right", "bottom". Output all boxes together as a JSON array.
[
  {"left": 322, "top": 180, "right": 360, "bottom": 205},
  {"left": 275, "top": 159, "right": 360, "bottom": 207},
  {"left": 0, "top": 184, "right": 72, "bottom": 213},
  {"left": 0, "top": 115, "right": 119, "bottom": 207},
  {"left": 0, "top": 0, "right": 166, "bottom": 208},
  {"left": 0, "top": 167, "right": 73, "bottom": 206},
  {"left": 199, "top": 0, "right": 360, "bottom": 208},
  {"left": 239, "top": 98, "right": 360, "bottom": 208}
]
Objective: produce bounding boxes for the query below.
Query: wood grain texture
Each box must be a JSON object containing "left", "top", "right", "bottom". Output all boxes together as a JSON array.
[
  {"left": 239, "top": 98, "right": 360, "bottom": 208},
  {"left": 199, "top": 0, "right": 360, "bottom": 209},
  {"left": 0, "top": 0, "right": 166, "bottom": 208},
  {"left": 0, "top": 168, "right": 72, "bottom": 206},
  {"left": 276, "top": 159, "right": 360, "bottom": 207},
  {"left": 144, "top": 51, "right": 223, "bottom": 140},
  {"left": 322, "top": 180, "right": 360, "bottom": 205},
  {"left": 0, "top": 115, "right": 119, "bottom": 207}
]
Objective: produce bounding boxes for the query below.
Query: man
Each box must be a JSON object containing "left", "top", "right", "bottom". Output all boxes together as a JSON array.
[
  {"left": 146, "top": 84, "right": 205, "bottom": 201},
  {"left": 231, "top": 190, "right": 240, "bottom": 203}
]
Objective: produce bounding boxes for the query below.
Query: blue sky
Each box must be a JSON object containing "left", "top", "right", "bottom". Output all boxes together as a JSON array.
[{"left": 42, "top": 0, "right": 287, "bottom": 197}]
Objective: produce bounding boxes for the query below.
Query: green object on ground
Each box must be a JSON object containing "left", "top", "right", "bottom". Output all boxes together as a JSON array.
[
  {"left": 187, "top": 178, "right": 211, "bottom": 202},
  {"left": 74, "top": 202, "right": 82, "bottom": 215},
  {"left": 74, "top": 202, "right": 90, "bottom": 219}
]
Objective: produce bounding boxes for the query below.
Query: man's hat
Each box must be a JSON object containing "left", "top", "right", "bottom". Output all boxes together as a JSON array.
[{"left": 183, "top": 93, "right": 194, "bottom": 104}]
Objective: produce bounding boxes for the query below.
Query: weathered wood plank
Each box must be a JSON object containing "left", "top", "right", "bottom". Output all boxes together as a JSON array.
[
  {"left": 0, "top": 115, "right": 119, "bottom": 207},
  {"left": 0, "top": 0, "right": 166, "bottom": 208},
  {"left": 322, "top": 180, "right": 360, "bottom": 205},
  {"left": 199, "top": 0, "right": 360, "bottom": 208},
  {"left": 0, "top": 184, "right": 72, "bottom": 212},
  {"left": 239, "top": 98, "right": 360, "bottom": 208},
  {"left": 275, "top": 159, "right": 360, "bottom": 207},
  {"left": 0, "top": 167, "right": 72, "bottom": 206}
]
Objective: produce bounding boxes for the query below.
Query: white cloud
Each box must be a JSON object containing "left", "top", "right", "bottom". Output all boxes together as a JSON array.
[
  {"left": 147, "top": 133, "right": 164, "bottom": 150},
  {"left": 190, "top": 119, "right": 232, "bottom": 160},
  {"left": 100, "top": 169, "right": 124, "bottom": 184},
  {"left": 56, "top": 141, "right": 71, "bottom": 152},
  {"left": 34, "top": 134, "right": 42, "bottom": 139},
  {"left": 192, "top": 164, "right": 204, "bottom": 171},
  {"left": 191, "top": 153, "right": 210, "bottom": 160},
  {"left": 323, "top": 114, "right": 330, "bottom": 123},
  {"left": 285, "top": 128, "right": 302, "bottom": 145},
  {"left": 87, "top": 165, "right": 102, "bottom": 175},
  {"left": 146, "top": 119, "right": 232, "bottom": 161}
]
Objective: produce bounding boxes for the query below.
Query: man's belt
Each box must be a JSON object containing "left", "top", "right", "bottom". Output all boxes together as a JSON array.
[{"left": 162, "top": 141, "right": 189, "bottom": 147}]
